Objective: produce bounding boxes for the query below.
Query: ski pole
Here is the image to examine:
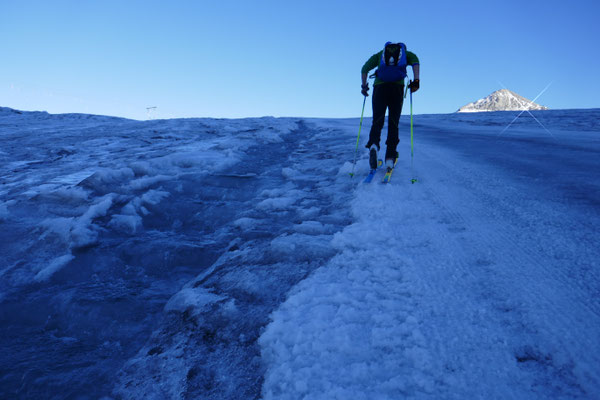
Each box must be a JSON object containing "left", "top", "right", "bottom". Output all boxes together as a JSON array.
[
  {"left": 409, "top": 83, "right": 417, "bottom": 184},
  {"left": 349, "top": 95, "right": 367, "bottom": 178}
]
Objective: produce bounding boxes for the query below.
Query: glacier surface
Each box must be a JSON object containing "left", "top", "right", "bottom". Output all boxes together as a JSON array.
[{"left": 1, "top": 107, "right": 599, "bottom": 399}]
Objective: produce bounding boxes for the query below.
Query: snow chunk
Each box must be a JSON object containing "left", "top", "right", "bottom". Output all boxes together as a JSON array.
[
  {"left": 140, "top": 189, "right": 170, "bottom": 205},
  {"left": 82, "top": 168, "right": 135, "bottom": 191},
  {"left": 233, "top": 217, "right": 259, "bottom": 230},
  {"left": 256, "top": 187, "right": 304, "bottom": 212},
  {"left": 260, "top": 183, "right": 297, "bottom": 198},
  {"left": 296, "top": 206, "right": 321, "bottom": 220},
  {"left": 49, "top": 186, "right": 90, "bottom": 202},
  {"left": 129, "top": 160, "right": 157, "bottom": 176},
  {"left": 109, "top": 214, "right": 143, "bottom": 234},
  {"left": 257, "top": 197, "right": 297, "bottom": 211},
  {"left": 129, "top": 175, "right": 172, "bottom": 191},
  {"left": 22, "top": 183, "right": 62, "bottom": 199},
  {"left": 293, "top": 221, "right": 326, "bottom": 235},
  {"left": 34, "top": 253, "right": 74, "bottom": 282},
  {"left": 270, "top": 234, "right": 297, "bottom": 254},
  {"left": 80, "top": 195, "right": 113, "bottom": 221},
  {"left": 108, "top": 190, "right": 168, "bottom": 232},
  {"left": 164, "top": 287, "right": 227, "bottom": 315},
  {"left": 41, "top": 195, "right": 114, "bottom": 248}
]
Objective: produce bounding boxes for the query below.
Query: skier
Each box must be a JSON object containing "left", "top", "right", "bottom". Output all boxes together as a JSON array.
[{"left": 361, "top": 42, "right": 420, "bottom": 171}]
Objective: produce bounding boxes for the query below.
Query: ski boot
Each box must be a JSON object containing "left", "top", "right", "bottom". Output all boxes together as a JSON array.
[{"left": 369, "top": 144, "right": 379, "bottom": 170}]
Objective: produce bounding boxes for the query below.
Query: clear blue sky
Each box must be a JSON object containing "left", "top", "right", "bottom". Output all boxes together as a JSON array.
[{"left": 2, "top": 0, "right": 599, "bottom": 119}]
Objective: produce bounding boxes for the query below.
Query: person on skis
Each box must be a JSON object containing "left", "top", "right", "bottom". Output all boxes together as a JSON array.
[{"left": 361, "top": 42, "right": 420, "bottom": 171}]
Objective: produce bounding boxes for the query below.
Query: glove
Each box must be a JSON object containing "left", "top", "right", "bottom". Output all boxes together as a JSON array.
[
  {"left": 361, "top": 83, "right": 369, "bottom": 97},
  {"left": 408, "top": 79, "right": 420, "bottom": 93}
]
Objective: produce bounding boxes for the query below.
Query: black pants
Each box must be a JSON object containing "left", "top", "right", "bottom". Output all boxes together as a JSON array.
[{"left": 366, "top": 83, "right": 404, "bottom": 160}]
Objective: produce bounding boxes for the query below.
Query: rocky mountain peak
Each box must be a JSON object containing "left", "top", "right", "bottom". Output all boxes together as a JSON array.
[{"left": 457, "top": 89, "right": 548, "bottom": 113}]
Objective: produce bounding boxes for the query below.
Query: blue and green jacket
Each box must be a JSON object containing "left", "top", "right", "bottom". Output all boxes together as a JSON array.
[{"left": 361, "top": 50, "right": 419, "bottom": 85}]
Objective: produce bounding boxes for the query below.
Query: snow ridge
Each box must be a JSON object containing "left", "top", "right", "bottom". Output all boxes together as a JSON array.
[{"left": 260, "top": 187, "right": 436, "bottom": 398}]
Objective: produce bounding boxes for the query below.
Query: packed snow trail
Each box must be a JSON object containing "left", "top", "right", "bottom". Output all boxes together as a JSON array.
[{"left": 260, "top": 111, "right": 600, "bottom": 399}]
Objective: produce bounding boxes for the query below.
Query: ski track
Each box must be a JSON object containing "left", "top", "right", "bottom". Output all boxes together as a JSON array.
[
  {"left": 259, "top": 116, "right": 600, "bottom": 399},
  {"left": 409, "top": 144, "right": 597, "bottom": 398},
  {"left": 1, "top": 108, "right": 599, "bottom": 399}
]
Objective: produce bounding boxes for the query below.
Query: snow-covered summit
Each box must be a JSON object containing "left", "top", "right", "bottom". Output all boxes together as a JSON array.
[{"left": 457, "top": 89, "right": 548, "bottom": 113}]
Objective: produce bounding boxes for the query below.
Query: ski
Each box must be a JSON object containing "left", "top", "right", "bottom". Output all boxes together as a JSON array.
[
  {"left": 381, "top": 159, "right": 399, "bottom": 184},
  {"left": 363, "top": 159, "right": 383, "bottom": 183}
]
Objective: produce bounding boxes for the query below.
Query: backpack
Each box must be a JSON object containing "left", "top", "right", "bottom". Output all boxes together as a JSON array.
[{"left": 376, "top": 42, "right": 408, "bottom": 82}]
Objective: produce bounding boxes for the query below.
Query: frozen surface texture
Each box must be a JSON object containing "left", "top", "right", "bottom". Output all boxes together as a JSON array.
[{"left": 1, "top": 106, "right": 599, "bottom": 399}]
